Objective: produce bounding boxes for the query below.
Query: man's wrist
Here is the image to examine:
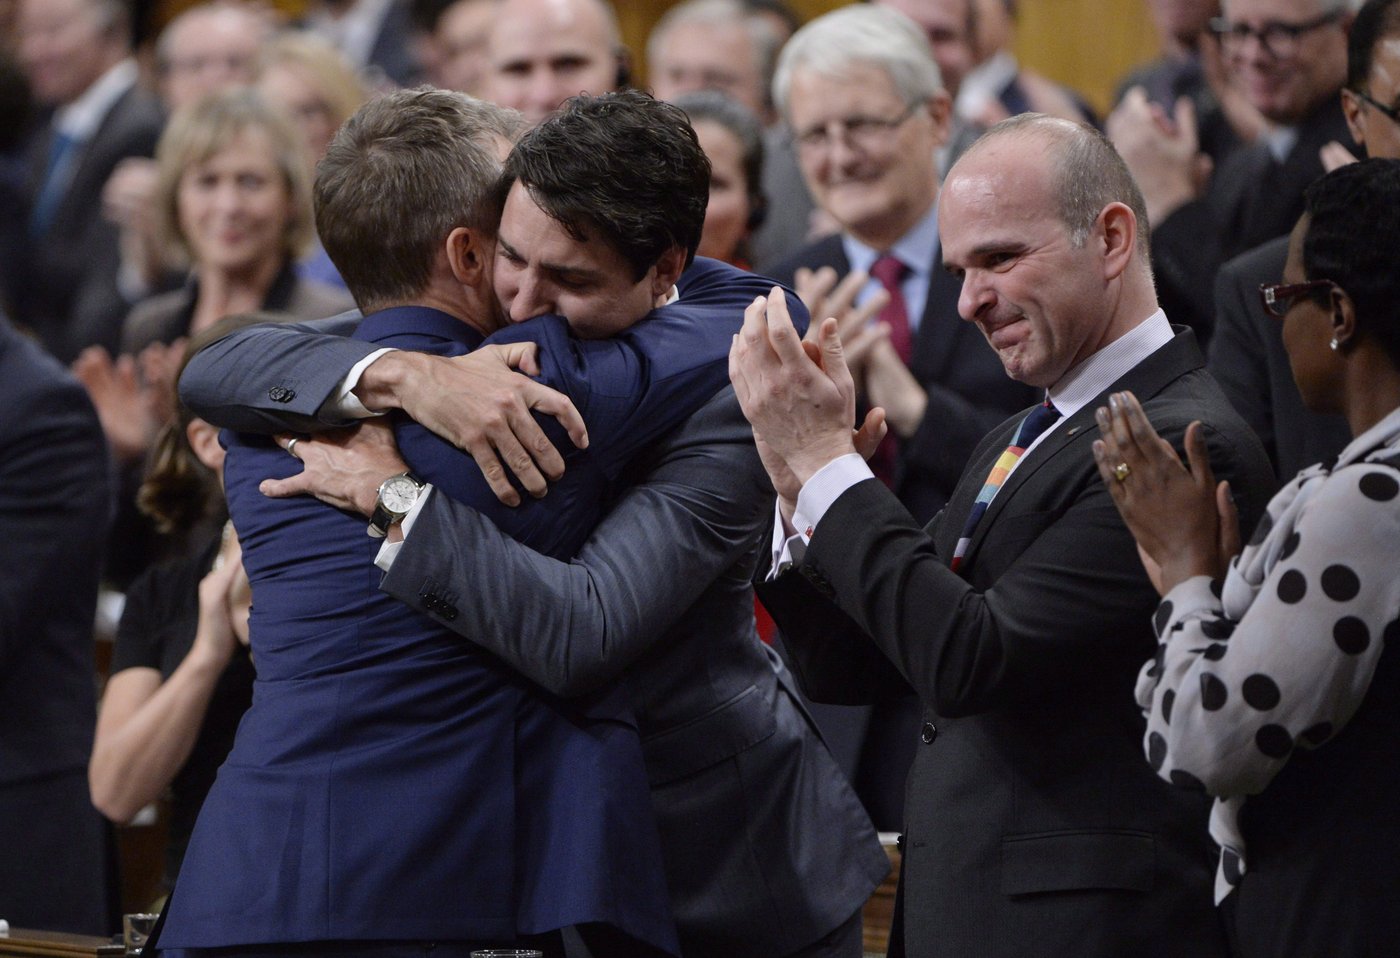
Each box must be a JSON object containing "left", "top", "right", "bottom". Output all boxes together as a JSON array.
[
  {"left": 788, "top": 437, "right": 860, "bottom": 485},
  {"left": 354, "top": 351, "right": 423, "bottom": 412}
]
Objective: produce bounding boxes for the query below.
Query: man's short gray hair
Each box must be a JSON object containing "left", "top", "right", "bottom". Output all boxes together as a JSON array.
[{"left": 772, "top": 5, "right": 943, "bottom": 122}]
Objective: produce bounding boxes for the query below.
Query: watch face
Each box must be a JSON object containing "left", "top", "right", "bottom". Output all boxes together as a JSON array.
[{"left": 380, "top": 475, "right": 420, "bottom": 513}]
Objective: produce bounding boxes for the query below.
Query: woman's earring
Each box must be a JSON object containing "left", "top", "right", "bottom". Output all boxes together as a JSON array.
[{"left": 1330, "top": 337, "right": 1340, "bottom": 351}]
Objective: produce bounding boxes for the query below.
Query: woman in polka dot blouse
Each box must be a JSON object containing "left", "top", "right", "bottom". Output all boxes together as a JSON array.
[{"left": 1091, "top": 159, "right": 1400, "bottom": 955}]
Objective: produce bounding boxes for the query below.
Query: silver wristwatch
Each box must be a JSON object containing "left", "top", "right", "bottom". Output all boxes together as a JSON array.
[{"left": 367, "top": 471, "right": 425, "bottom": 538}]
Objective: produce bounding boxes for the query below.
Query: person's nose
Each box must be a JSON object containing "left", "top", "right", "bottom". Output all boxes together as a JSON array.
[
  {"left": 508, "top": 273, "right": 552, "bottom": 322},
  {"left": 957, "top": 270, "right": 993, "bottom": 322}
]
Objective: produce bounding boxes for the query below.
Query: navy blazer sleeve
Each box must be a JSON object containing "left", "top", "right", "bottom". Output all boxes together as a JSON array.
[
  {"left": 179, "top": 260, "right": 804, "bottom": 435},
  {"left": 179, "top": 311, "right": 368, "bottom": 433}
]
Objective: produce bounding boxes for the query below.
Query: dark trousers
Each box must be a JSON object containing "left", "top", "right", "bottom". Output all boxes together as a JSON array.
[{"left": 783, "top": 907, "right": 864, "bottom": 958}]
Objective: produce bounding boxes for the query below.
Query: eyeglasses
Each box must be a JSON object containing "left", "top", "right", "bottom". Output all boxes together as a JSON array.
[
  {"left": 1210, "top": 10, "right": 1343, "bottom": 59},
  {"left": 1258, "top": 279, "right": 1340, "bottom": 318},
  {"left": 794, "top": 100, "right": 925, "bottom": 156},
  {"left": 1354, "top": 88, "right": 1400, "bottom": 125}
]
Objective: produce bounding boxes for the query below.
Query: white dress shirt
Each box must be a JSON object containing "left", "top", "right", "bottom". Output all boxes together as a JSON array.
[{"left": 769, "top": 309, "right": 1175, "bottom": 574}]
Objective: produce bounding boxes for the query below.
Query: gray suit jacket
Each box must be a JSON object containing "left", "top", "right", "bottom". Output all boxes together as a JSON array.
[{"left": 179, "top": 318, "right": 889, "bottom": 958}]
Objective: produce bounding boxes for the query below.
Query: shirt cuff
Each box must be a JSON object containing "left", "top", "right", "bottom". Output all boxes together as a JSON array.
[
  {"left": 766, "top": 504, "right": 808, "bottom": 581},
  {"left": 330, "top": 347, "right": 396, "bottom": 419},
  {"left": 373, "top": 484, "right": 434, "bottom": 572},
  {"left": 792, "top": 454, "right": 875, "bottom": 540}
]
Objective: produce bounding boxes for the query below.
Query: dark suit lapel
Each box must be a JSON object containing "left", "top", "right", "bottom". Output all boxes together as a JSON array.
[
  {"left": 908, "top": 261, "right": 964, "bottom": 383},
  {"left": 958, "top": 329, "right": 1206, "bottom": 568}
]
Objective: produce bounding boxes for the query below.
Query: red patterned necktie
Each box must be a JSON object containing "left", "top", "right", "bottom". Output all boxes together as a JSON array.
[{"left": 870, "top": 254, "right": 913, "bottom": 364}]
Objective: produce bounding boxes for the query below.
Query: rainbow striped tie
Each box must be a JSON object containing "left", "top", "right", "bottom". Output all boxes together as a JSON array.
[{"left": 950, "top": 399, "right": 1060, "bottom": 573}]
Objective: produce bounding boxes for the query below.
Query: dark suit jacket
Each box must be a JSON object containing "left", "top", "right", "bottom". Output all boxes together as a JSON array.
[
  {"left": 1152, "top": 96, "right": 1354, "bottom": 346},
  {"left": 770, "top": 234, "right": 1039, "bottom": 524},
  {"left": 16, "top": 84, "right": 164, "bottom": 363},
  {"left": 760, "top": 330, "right": 1277, "bottom": 957},
  {"left": 0, "top": 316, "right": 112, "bottom": 933},
  {"left": 177, "top": 260, "right": 889, "bottom": 958},
  {"left": 1207, "top": 235, "right": 1351, "bottom": 483}
]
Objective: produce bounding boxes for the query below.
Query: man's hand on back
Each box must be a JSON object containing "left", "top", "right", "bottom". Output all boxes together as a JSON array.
[
  {"left": 261, "top": 418, "right": 409, "bottom": 519},
  {"left": 352, "top": 344, "right": 588, "bottom": 507}
]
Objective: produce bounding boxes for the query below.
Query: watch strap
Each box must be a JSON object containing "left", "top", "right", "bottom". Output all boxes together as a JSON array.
[{"left": 367, "top": 471, "right": 425, "bottom": 539}]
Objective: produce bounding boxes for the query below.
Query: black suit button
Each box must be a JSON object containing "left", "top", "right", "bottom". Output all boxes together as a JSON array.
[
  {"left": 268, "top": 385, "right": 296, "bottom": 403},
  {"left": 440, "top": 605, "right": 458, "bottom": 622},
  {"left": 920, "top": 722, "right": 937, "bottom": 744}
]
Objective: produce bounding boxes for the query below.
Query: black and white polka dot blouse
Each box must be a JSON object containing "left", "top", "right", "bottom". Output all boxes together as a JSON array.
[{"left": 1136, "top": 405, "right": 1400, "bottom": 903}]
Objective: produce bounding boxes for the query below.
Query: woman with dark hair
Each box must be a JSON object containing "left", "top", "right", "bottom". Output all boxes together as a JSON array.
[
  {"left": 673, "top": 90, "right": 767, "bottom": 267},
  {"left": 88, "top": 317, "right": 262, "bottom": 905},
  {"left": 1093, "top": 158, "right": 1400, "bottom": 955}
]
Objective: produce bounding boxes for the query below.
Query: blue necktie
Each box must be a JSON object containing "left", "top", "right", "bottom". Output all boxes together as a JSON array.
[{"left": 29, "top": 130, "right": 81, "bottom": 237}]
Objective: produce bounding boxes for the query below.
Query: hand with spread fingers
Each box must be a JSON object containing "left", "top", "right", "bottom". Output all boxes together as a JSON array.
[
  {"left": 729, "top": 287, "right": 886, "bottom": 503},
  {"left": 1091, "top": 390, "right": 1242, "bottom": 595},
  {"left": 261, "top": 418, "right": 410, "bottom": 521},
  {"left": 354, "top": 342, "right": 587, "bottom": 508},
  {"left": 793, "top": 265, "right": 890, "bottom": 395}
]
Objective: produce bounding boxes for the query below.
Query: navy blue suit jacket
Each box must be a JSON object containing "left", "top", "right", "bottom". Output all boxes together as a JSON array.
[
  {"left": 0, "top": 315, "right": 112, "bottom": 933},
  {"left": 160, "top": 259, "right": 798, "bottom": 952}
]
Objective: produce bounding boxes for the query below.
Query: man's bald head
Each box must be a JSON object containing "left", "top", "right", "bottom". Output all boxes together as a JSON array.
[
  {"left": 954, "top": 113, "right": 1153, "bottom": 263},
  {"left": 484, "top": 0, "right": 627, "bottom": 126}
]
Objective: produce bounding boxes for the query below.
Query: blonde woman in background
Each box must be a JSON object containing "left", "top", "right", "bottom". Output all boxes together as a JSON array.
[{"left": 255, "top": 30, "right": 368, "bottom": 289}]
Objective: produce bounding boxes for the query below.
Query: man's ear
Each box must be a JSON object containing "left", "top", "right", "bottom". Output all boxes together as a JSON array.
[
  {"left": 924, "top": 90, "right": 953, "bottom": 148},
  {"left": 445, "top": 226, "right": 489, "bottom": 286},
  {"left": 1341, "top": 88, "right": 1367, "bottom": 151},
  {"left": 1097, "top": 201, "right": 1137, "bottom": 281},
  {"left": 651, "top": 245, "right": 687, "bottom": 299}
]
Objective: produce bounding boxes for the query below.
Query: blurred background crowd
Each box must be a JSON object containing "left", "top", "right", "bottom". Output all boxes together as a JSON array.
[{"left": 0, "top": 0, "right": 1378, "bottom": 941}]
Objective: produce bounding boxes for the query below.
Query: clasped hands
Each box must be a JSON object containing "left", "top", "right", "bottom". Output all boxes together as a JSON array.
[{"left": 728, "top": 286, "right": 887, "bottom": 518}]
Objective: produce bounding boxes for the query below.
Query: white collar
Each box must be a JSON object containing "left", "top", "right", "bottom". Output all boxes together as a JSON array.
[
  {"left": 1048, "top": 308, "right": 1175, "bottom": 419},
  {"left": 840, "top": 199, "right": 941, "bottom": 277},
  {"left": 956, "top": 51, "right": 1018, "bottom": 119},
  {"left": 55, "top": 58, "right": 138, "bottom": 141}
]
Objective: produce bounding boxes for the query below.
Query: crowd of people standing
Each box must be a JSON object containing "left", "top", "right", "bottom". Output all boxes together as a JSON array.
[{"left": 2, "top": 0, "right": 1398, "bottom": 955}]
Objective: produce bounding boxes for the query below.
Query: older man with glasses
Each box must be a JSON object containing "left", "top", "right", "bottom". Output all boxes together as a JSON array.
[
  {"left": 1209, "top": 0, "right": 1400, "bottom": 484},
  {"left": 764, "top": 4, "right": 1038, "bottom": 835},
  {"left": 1110, "top": 0, "right": 1358, "bottom": 346}
]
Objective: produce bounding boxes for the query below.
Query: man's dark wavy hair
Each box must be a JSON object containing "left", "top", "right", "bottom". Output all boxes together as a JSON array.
[
  {"left": 494, "top": 90, "right": 710, "bottom": 280},
  {"left": 1303, "top": 157, "right": 1400, "bottom": 368}
]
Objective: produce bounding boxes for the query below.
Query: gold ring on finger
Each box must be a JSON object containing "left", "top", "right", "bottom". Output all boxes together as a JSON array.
[{"left": 1113, "top": 461, "right": 1131, "bottom": 483}]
